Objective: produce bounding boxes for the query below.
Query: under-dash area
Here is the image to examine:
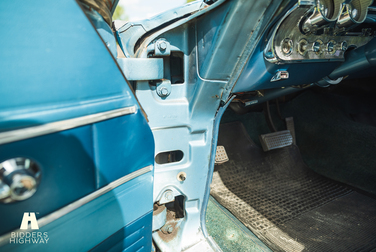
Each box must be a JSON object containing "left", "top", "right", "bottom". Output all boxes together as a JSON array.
[
  {"left": 207, "top": 83, "right": 376, "bottom": 251},
  {"left": 210, "top": 121, "right": 376, "bottom": 251}
]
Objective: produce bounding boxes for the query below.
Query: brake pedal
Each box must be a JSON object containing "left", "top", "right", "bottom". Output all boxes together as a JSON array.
[
  {"left": 259, "top": 130, "right": 293, "bottom": 152},
  {"left": 215, "top": 146, "right": 229, "bottom": 164}
]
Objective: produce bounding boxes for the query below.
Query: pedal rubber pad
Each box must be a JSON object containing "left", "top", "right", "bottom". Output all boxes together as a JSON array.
[
  {"left": 259, "top": 130, "right": 293, "bottom": 152},
  {"left": 285, "top": 117, "right": 296, "bottom": 145},
  {"left": 215, "top": 146, "right": 229, "bottom": 164}
]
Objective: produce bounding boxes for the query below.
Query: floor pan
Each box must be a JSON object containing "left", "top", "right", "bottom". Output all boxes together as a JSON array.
[{"left": 210, "top": 121, "right": 376, "bottom": 252}]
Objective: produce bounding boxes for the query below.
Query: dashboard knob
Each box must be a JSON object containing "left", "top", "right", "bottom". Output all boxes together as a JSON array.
[
  {"left": 341, "top": 41, "right": 348, "bottom": 51},
  {"left": 327, "top": 41, "right": 337, "bottom": 54},
  {"left": 280, "top": 38, "right": 293, "bottom": 56},
  {"left": 312, "top": 41, "right": 321, "bottom": 52},
  {"left": 312, "top": 40, "right": 323, "bottom": 55},
  {"left": 298, "top": 39, "right": 308, "bottom": 56},
  {"left": 327, "top": 42, "right": 334, "bottom": 52}
]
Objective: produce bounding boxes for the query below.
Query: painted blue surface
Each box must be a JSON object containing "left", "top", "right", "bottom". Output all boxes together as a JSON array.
[
  {"left": 201, "top": 96, "right": 234, "bottom": 238},
  {"left": 1, "top": 172, "right": 154, "bottom": 252},
  {"left": 0, "top": 0, "right": 155, "bottom": 251},
  {"left": 84, "top": 6, "right": 118, "bottom": 57},
  {"left": 233, "top": 42, "right": 341, "bottom": 92},
  {"left": 0, "top": 125, "right": 96, "bottom": 235},
  {"left": 0, "top": 112, "right": 154, "bottom": 234},
  {"left": 93, "top": 112, "right": 154, "bottom": 188},
  {"left": 0, "top": 0, "right": 137, "bottom": 132},
  {"left": 91, "top": 211, "right": 153, "bottom": 252},
  {"left": 197, "top": 2, "right": 231, "bottom": 80}
]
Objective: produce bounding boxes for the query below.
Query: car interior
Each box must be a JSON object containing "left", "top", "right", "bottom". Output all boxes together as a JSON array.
[{"left": 207, "top": 77, "right": 376, "bottom": 251}]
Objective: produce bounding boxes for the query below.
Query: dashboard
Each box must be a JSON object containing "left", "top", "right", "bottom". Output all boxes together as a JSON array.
[{"left": 265, "top": 0, "right": 374, "bottom": 63}]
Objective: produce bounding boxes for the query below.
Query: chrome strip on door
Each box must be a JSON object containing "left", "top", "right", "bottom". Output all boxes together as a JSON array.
[
  {"left": 0, "top": 164, "right": 153, "bottom": 246},
  {"left": 0, "top": 106, "right": 137, "bottom": 145}
]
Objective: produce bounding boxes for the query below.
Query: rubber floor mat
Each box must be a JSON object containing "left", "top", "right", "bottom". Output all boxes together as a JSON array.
[{"left": 210, "top": 121, "right": 376, "bottom": 252}]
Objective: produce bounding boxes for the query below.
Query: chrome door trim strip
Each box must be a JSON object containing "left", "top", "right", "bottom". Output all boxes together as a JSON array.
[
  {"left": 0, "top": 164, "right": 153, "bottom": 246},
  {"left": 0, "top": 105, "right": 137, "bottom": 145}
]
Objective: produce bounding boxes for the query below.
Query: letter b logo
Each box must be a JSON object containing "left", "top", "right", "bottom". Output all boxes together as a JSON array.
[{"left": 20, "top": 212, "right": 39, "bottom": 230}]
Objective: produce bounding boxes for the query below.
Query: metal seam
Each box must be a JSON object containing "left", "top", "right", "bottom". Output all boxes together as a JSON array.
[
  {"left": 0, "top": 105, "right": 137, "bottom": 145},
  {"left": 0, "top": 164, "right": 153, "bottom": 245}
]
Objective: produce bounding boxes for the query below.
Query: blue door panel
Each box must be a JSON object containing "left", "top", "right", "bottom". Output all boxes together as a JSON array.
[
  {"left": 0, "top": 0, "right": 155, "bottom": 250},
  {"left": 93, "top": 112, "right": 155, "bottom": 188},
  {"left": 0, "top": 0, "right": 138, "bottom": 132},
  {"left": 91, "top": 212, "right": 153, "bottom": 252},
  {"left": 0, "top": 112, "right": 154, "bottom": 236},
  {"left": 0, "top": 172, "right": 153, "bottom": 252},
  {"left": 0, "top": 125, "right": 96, "bottom": 235}
]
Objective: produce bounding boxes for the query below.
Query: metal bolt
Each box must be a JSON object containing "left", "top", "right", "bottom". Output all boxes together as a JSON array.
[
  {"left": 177, "top": 171, "right": 186, "bottom": 182},
  {"left": 179, "top": 174, "right": 186, "bottom": 181},
  {"left": 158, "top": 41, "right": 167, "bottom": 51},
  {"left": 166, "top": 225, "right": 173, "bottom": 234},
  {"left": 164, "top": 190, "right": 174, "bottom": 201},
  {"left": 160, "top": 87, "right": 169, "bottom": 96}
]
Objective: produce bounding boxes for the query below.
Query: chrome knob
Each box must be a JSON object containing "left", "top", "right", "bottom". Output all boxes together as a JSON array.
[
  {"left": 0, "top": 158, "right": 41, "bottom": 203},
  {"left": 280, "top": 38, "right": 293, "bottom": 56},
  {"left": 327, "top": 41, "right": 336, "bottom": 55},
  {"left": 341, "top": 41, "right": 348, "bottom": 51},
  {"left": 312, "top": 41, "right": 321, "bottom": 52},
  {"left": 10, "top": 174, "right": 37, "bottom": 201},
  {"left": 327, "top": 42, "right": 334, "bottom": 53},
  {"left": 298, "top": 39, "right": 308, "bottom": 56},
  {"left": 312, "top": 40, "right": 323, "bottom": 55}
]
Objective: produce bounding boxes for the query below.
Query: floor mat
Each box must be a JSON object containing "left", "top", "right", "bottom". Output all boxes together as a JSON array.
[
  {"left": 210, "top": 121, "right": 376, "bottom": 252},
  {"left": 280, "top": 90, "right": 376, "bottom": 195},
  {"left": 220, "top": 89, "right": 376, "bottom": 195}
]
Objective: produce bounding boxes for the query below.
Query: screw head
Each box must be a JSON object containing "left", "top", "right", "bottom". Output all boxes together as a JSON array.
[
  {"left": 166, "top": 225, "right": 173, "bottom": 234},
  {"left": 177, "top": 172, "right": 186, "bottom": 182},
  {"left": 158, "top": 41, "right": 167, "bottom": 51},
  {"left": 164, "top": 191, "right": 173, "bottom": 201},
  {"left": 160, "top": 87, "right": 169, "bottom": 96}
]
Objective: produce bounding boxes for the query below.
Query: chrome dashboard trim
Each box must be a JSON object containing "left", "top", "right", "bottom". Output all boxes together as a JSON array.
[
  {"left": 264, "top": 3, "right": 374, "bottom": 64},
  {"left": 0, "top": 164, "right": 153, "bottom": 246},
  {"left": 0, "top": 105, "right": 137, "bottom": 145}
]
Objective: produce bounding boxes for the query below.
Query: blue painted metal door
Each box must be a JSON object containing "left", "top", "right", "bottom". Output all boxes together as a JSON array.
[{"left": 0, "top": 1, "right": 154, "bottom": 251}]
